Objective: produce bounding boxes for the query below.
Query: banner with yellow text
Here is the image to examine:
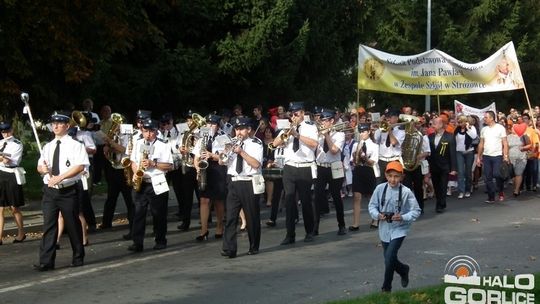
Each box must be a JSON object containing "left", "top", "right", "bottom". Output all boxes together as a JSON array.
[{"left": 358, "top": 42, "right": 524, "bottom": 95}]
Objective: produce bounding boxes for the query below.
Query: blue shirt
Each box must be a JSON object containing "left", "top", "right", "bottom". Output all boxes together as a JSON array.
[{"left": 368, "top": 182, "right": 421, "bottom": 242}]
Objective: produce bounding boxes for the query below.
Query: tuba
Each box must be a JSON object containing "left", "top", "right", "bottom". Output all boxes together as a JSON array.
[
  {"left": 181, "top": 113, "right": 206, "bottom": 174},
  {"left": 71, "top": 111, "right": 87, "bottom": 129},
  {"left": 400, "top": 114, "right": 423, "bottom": 171}
]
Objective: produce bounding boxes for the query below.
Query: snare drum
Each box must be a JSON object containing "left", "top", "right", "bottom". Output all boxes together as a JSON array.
[{"left": 262, "top": 167, "right": 283, "bottom": 180}]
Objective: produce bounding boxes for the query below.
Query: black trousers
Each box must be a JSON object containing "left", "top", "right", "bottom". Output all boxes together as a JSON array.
[
  {"left": 282, "top": 165, "right": 314, "bottom": 237},
  {"left": 132, "top": 182, "right": 169, "bottom": 247},
  {"left": 269, "top": 178, "right": 284, "bottom": 222},
  {"left": 166, "top": 169, "right": 183, "bottom": 214},
  {"left": 403, "top": 166, "right": 424, "bottom": 210},
  {"left": 102, "top": 165, "right": 134, "bottom": 232},
  {"left": 93, "top": 144, "right": 106, "bottom": 184},
  {"left": 222, "top": 179, "right": 260, "bottom": 253},
  {"left": 430, "top": 166, "right": 449, "bottom": 210},
  {"left": 313, "top": 166, "right": 345, "bottom": 232},
  {"left": 179, "top": 167, "right": 197, "bottom": 226},
  {"left": 40, "top": 185, "right": 84, "bottom": 266}
]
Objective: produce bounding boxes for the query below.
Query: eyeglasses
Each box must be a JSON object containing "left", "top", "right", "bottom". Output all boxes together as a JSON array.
[{"left": 293, "top": 111, "right": 302, "bottom": 117}]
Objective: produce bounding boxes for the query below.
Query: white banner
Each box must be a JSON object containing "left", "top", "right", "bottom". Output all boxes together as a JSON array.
[
  {"left": 358, "top": 41, "right": 524, "bottom": 95},
  {"left": 454, "top": 100, "right": 497, "bottom": 117}
]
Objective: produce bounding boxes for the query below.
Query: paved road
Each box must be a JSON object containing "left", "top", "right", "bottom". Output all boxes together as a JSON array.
[{"left": 1, "top": 190, "right": 539, "bottom": 304}]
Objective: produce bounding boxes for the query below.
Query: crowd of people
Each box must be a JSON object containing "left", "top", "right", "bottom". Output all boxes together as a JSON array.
[{"left": 0, "top": 99, "right": 539, "bottom": 292}]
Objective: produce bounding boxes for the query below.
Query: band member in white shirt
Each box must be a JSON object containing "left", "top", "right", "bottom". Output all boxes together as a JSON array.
[
  {"left": 128, "top": 118, "right": 172, "bottom": 252},
  {"left": 374, "top": 110, "right": 405, "bottom": 183},
  {"left": 220, "top": 117, "right": 263, "bottom": 258},
  {"left": 313, "top": 109, "right": 346, "bottom": 236},
  {"left": 271, "top": 102, "right": 318, "bottom": 245}
]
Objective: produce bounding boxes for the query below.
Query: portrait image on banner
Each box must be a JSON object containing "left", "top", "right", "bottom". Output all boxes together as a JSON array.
[
  {"left": 454, "top": 100, "right": 497, "bottom": 117},
  {"left": 358, "top": 41, "right": 524, "bottom": 95}
]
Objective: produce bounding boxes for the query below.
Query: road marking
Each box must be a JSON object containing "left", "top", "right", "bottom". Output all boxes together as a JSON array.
[{"left": 0, "top": 250, "right": 180, "bottom": 294}]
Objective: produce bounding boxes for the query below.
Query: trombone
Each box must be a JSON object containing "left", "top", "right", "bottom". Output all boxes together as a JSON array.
[
  {"left": 318, "top": 121, "right": 354, "bottom": 135},
  {"left": 379, "top": 114, "right": 419, "bottom": 132}
]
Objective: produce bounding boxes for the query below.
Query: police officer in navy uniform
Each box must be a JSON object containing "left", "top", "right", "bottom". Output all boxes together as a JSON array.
[
  {"left": 0, "top": 121, "right": 26, "bottom": 244},
  {"left": 177, "top": 109, "right": 199, "bottom": 231},
  {"left": 313, "top": 109, "right": 347, "bottom": 236},
  {"left": 35, "top": 112, "right": 90, "bottom": 271},
  {"left": 271, "top": 102, "right": 318, "bottom": 245},
  {"left": 128, "top": 118, "right": 172, "bottom": 252},
  {"left": 220, "top": 117, "right": 263, "bottom": 258}
]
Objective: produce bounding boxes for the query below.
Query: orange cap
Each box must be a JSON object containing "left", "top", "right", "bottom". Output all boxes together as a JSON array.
[{"left": 385, "top": 161, "right": 403, "bottom": 174}]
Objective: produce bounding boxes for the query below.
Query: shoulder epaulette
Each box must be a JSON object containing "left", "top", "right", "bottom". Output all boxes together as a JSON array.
[
  {"left": 305, "top": 121, "right": 314, "bottom": 125},
  {"left": 157, "top": 138, "right": 166, "bottom": 143},
  {"left": 252, "top": 137, "right": 262, "bottom": 144},
  {"left": 12, "top": 138, "right": 21, "bottom": 144}
]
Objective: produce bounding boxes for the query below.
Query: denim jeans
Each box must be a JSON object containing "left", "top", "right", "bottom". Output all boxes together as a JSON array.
[
  {"left": 456, "top": 151, "right": 474, "bottom": 193},
  {"left": 524, "top": 159, "right": 538, "bottom": 190},
  {"left": 482, "top": 155, "right": 503, "bottom": 200},
  {"left": 381, "top": 236, "right": 407, "bottom": 291}
]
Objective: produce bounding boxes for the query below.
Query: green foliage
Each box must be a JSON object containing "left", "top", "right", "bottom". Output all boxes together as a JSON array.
[{"left": 1, "top": 0, "right": 540, "bottom": 116}]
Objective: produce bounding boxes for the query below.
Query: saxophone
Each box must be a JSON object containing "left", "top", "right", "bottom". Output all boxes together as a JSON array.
[
  {"left": 133, "top": 148, "right": 149, "bottom": 192},
  {"left": 400, "top": 114, "right": 423, "bottom": 171},
  {"left": 197, "top": 133, "right": 209, "bottom": 191},
  {"left": 121, "top": 134, "right": 133, "bottom": 186}
]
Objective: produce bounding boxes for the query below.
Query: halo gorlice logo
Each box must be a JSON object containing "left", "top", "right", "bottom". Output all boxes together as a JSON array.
[{"left": 443, "top": 255, "right": 535, "bottom": 304}]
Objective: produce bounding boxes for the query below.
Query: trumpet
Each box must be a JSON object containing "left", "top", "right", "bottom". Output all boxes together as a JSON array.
[
  {"left": 318, "top": 122, "right": 354, "bottom": 135},
  {"left": 218, "top": 135, "right": 243, "bottom": 163}
]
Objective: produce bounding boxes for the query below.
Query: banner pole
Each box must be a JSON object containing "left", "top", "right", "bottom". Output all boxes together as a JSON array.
[
  {"left": 522, "top": 86, "right": 536, "bottom": 130},
  {"left": 437, "top": 95, "right": 441, "bottom": 114}
]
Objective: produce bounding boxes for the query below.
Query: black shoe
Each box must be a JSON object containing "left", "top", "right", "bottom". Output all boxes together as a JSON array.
[
  {"left": 127, "top": 244, "right": 143, "bottom": 252},
  {"left": 195, "top": 231, "right": 209, "bottom": 242},
  {"left": 265, "top": 220, "right": 276, "bottom": 227},
  {"left": 122, "top": 233, "right": 132, "bottom": 240},
  {"left": 381, "top": 288, "right": 391, "bottom": 293},
  {"left": 247, "top": 249, "right": 259, "bottom": 255},
  {"left": 55, "top": 243, "right": 61, "bottom": 250},
  {"left": 436, "top": 208, "right": 445, "bottom": 213},
  {"left": 214, "top": 233, "right": 223, "bottom": 239},
  {"left": 304, "top": 234, "right": 314, "bottom": 242},
  {"left": 153, "top": 243, "right": 167, "bottom": 250},
  {"left": 370, "top": 220, "right": 378, "bottom": 229},
  {"left": 87, "top": 226, "right": 97, "bottom": 233},
  {"left": 98, "top": 224, "right": 112, "bottom": 230},
  {"left": 401, "top": 264, "right": 410, "bottom": 288},
  {"left": 348, "top": 226, "right": 359, "bottom": 232},
  {"left": 34, "top": 264, "right": 55, "bottom": 272},
  {"left": 70, "top": 260, "right": 84, "bottom": 267},
  {"left": 13, "top": 235, "right": 27, "bottom": 243},
  {"left": 313, "top": 230, "right": 319, "bottom": 236},
  {"left": 280, "top": 236, "right": 295, "bottom": 245},
  {"left": 337, "top": 227, "right": 347, "bottom": 235},
  {"left": 177, "top": 222, "right": 190, "bottom": 231},
  {"left": 220, "top": 250, "right": 236, "bottom": 258}
]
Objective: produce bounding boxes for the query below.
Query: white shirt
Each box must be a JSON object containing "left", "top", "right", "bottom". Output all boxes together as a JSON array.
[
  {"left": 316, "top": 131, "right": 345, "bottom": 163},
  {"left": 0, "top": 136, "right": 23, "bottom": 167},
  {"left": 351, "top": 137, "right": 380, "bottom": 177},
  {"left": 455, "top": 126, "right": 478, "bottom": 152},
  {"left": 76, "top": 129, "right": 96, "bottom": 154},
  {"left": 282, "top": 120, "right": 318, "bottom": 163},
  {"left": 192, "top": 130, "right": 226, "bottom": 156},
  {"left": 130, "top": 138, "right": 173, "bottom": 179},
  {"left": 38, "top": 134, "right": 90, "bottom": 184},
  {"left": 480, "top": 124, "right": 506, "bottom": 156},
  {"left": 227, "top": 137, "right": 263, "bottom": 176},
  {"left": 374, "top": 127, "right": 406, "bottom": 158}
]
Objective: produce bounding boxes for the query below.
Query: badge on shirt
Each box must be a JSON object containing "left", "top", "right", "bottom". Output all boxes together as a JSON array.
[{"left": 66, "top": 160, "right": 71, "bottom": 167}]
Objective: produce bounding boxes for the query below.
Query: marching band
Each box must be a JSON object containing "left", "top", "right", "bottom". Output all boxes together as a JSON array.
[{"left": 3, "top": 94, "right": 537, "bottom": 271}]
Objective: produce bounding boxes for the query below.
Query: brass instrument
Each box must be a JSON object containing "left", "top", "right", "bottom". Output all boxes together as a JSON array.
[
  {"left": 181, "top": 113, "right": 206, "bottom": 174},
  {"left": 219, "top": 135, "right": 243, "bottom": 163},
  {"left": 71, "top": 111, "right": 87, "bottom": 129},
  {"left": 197, "top": 132, "right": 209, "bottom": 191},
  {"left": 318, "top": 121, "right": 354, "bottom": 135},
  {"left": 133, "top": 148, "right": 149, "bottom": 192},
  {"left": 121, "top": 133, "right": 134, "bottom": 186},
  {"left": 400, "top": 114, "right": 423, "bottom": 171},
  {"left": 379, "top": 120, "right": 409, "bottom": 132},
  {"left": 280, "top": 119, "right": 299, "bottom": 142},
  {"left": 106, "top": 113, "right": 125, "bottom": 166}
]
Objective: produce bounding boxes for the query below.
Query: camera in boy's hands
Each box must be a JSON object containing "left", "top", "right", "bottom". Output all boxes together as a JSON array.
[{"left": 382, "top": 212, "right": 395, "bottom": 223}]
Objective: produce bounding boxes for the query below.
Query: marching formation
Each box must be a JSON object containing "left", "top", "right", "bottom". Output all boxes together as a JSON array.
[{"left": 1, "top": 96, "right": 539, "bottom": 293}]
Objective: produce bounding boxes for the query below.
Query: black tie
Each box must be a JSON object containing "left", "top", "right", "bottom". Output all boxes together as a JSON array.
[
  {"left": 385, "top": 132, "right": 391, "bottom": 147},
  {"left": 167, "top": 131, "right": 171, "bottom": 138},
  {"left": 293, "top": 126, "right": 300, "bottom": 152},
  {"left": 0, "top": 142, "right": 6, "bottom": 152},
  {"left": 362, "top": 141, "right": 367, "bottom": 155},
  {"left": 52, "top": 140, "right": 61, "bottom": 176},
  {"left": 323, "top": 140, "right": 329, "bottom": 153},
  {"left": 236, "top": 151, "right": 243, "bottom": 174}
]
